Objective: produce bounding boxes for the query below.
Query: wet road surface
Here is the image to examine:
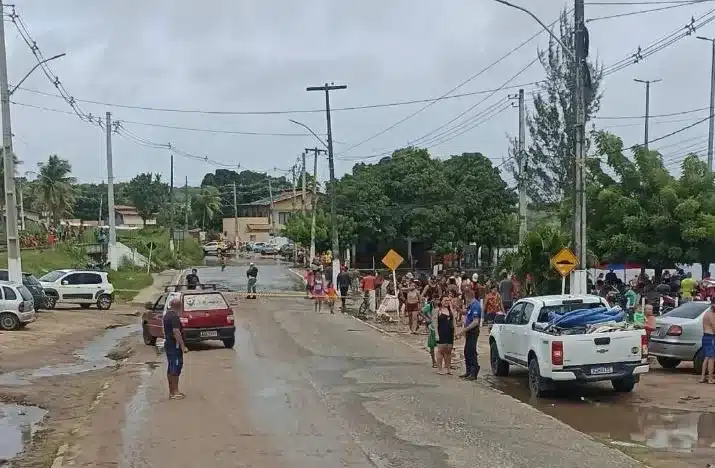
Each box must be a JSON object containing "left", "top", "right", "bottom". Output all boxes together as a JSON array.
[{"left": 118, "top": 265, "right": 642, "bottom": 468}]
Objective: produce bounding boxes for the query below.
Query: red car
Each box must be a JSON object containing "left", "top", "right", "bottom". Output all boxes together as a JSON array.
[{"left": 142, "top": 286, "right": 235, "bottom": 349}]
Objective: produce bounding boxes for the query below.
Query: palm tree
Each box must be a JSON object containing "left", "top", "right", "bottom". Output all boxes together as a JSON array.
[
  {"left": 191, "top": 186, "right": 221, "bottom": 229},
  {"left": 32, "top": 155, "right": 76, "bottom": 226}
]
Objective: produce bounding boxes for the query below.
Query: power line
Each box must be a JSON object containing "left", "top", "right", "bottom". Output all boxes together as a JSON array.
[
  {"left": 11, "top": 81, "right": 542, "bottom": 116},
  {"left": 334, "top": 12, "right": 565, "bottom": 158},
  {"left": 588, "top": 0, "right": 713, "bottom": 4},
  {"left": 587, "top": 0, "right": 714, "bottom": 22},
  {"left": 594, "top": 106, "right": 709, "bottom": 119}
]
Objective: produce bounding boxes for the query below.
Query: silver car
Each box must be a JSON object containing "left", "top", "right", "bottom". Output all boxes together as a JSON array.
[
  {"left": 649, "top": 301, "right": 711, "bottom": 374},
  {"left": 0, "top": 280, "right": 36, "bottom": 330}
]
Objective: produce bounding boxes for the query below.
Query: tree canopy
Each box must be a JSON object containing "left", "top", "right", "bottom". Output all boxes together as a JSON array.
[{"left": 126, "top": 173, "right": 170, "bottom": 226}]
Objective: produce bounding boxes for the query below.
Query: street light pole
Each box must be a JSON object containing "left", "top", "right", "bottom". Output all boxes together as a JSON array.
[
  {"left": 698, "top": 36, "right": 715, "bottom": 172},
  {"left": 633, "top": 78, "right": 661, "bottom": 150},
  {"left": 306, "top": 83, "right": 346, "bottom": 287},
  {"left": 9, "top": 53, "right": 66, "bottom": 96}
]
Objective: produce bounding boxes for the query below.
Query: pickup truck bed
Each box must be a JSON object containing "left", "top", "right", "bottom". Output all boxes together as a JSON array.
[{"left": 489, "top": 294, "right": 649, "bottom": 397}]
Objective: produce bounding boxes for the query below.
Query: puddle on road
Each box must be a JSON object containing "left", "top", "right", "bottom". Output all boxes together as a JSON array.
[
  {"left": 0, "top": 403, "right": 47, "bottom": 463},
  {"left": 0, "top": 324, "right": 139, "bottom": 386},
  {"left": 120, "top": 364, "right": 153, "bottom": 468},
  {"left": 486, "top": 374, "right": 715, "bottom": 454}
]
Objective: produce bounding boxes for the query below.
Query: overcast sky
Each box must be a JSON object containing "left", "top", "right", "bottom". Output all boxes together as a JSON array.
[{"left": 5, "top": 0, "right": 714, "bottom": 187}]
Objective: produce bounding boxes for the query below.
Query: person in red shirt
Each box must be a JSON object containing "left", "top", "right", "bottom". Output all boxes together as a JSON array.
[
  {"left": 362, "top": 271, "right": 377, "bottom": 312},
  {"left": 304, "top": 268, "right": 315, "bottom": 299}
]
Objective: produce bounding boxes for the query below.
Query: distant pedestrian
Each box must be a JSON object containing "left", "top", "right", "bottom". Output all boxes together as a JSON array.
[
  {"left": 405, "top": 281, "right": 422, "bottom": 334},
  {"left": 361, "top": 271, "right": 377, "bottom": 312},
  {"left": 304, "top": 267, "right": 315, "bottom": 299},
  {"left": 312, "top": 272, "right": 326, "bottom": 313},
  {"left": 246, "top": 262, "right": 258, "bottom": 299},
  {"left": 164, "top": 296, "right": 188, "bottom": 400},
  {"left": 498, "top": 271, "right": 513, "bottom": 311},
  {"left": 337, "top": 266, "right": 351, "bottom": 312},
  {"left": 421, "top": 300, "right": 437, "bottom": 368},
  {"left": 484, "top": 284, "right": 504, "bottom": 326},
  {"left": 433, "top": 295, "right": 456, "bottom": 375},
  {"left": 458, "top": 290, "right": 481, "bottom": 380},
  {"left": 186, "top": 269, "right": 200, "bottom": 290},
  {"left": 702, "top": 298, "right": 715, "bottom": 384},
  {"left": 219, "top": 253, "right": 226, "bottom": 272},
  {"left": 326, "top": 280, "right": 337, "bottom": 314}
]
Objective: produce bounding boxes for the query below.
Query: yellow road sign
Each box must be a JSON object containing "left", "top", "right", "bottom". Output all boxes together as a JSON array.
[
  {"left": 382, "top": 249, "right": 404, "bottom": 271},
  {"left": 551, "top": 248, "right": 579, "bottom": 277}
]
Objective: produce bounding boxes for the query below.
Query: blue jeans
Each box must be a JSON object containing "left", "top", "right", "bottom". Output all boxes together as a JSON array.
[
  {"left": 166, "top": 349, "right": 183, "bottom": 376},
  {"left": 247, "top": 277, "right": 257, "bottom": 294}
]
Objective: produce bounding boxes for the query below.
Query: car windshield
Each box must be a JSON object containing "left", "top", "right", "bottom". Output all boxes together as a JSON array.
[
  {"left": 664, "top": 302, "right": 709, "bottom": 319},
  {"left": 39, "top": 270, "right": 65, "bottom": 282},
  {"left": 17, "top": 285, "right": 33, "bottom": 301}
]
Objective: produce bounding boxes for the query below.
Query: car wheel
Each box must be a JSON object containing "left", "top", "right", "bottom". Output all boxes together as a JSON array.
[
  {"left": 694, "top": 349, "right": 705, "bottom": 375},
  {"left": 80, "top": 304, "right": 91, "bottom": 309},
  {"left": 656, "top": 357, "right": 681, "bottom": 369},
  {"left": 223, "top": 338, "right": 235, "bottom": 349},
  {"left": 96, "top": 294, "right": 112, "bottom": 310},
  {"left": 0, "top": 312, "right": 20, "bottom": 330},
  {"left": 528, "top": 357, "right": 548, "bottom": 398},
  {"left": 612, "top": 377, "right": 637, "bottom": 393},
  {"left": 44, "top": 295, "right": 57, "bottom": 309},
  {"left": 143, "top": 324, "right": 157, "bottom": 346},
  {"left": 490, "top": 341, "right": 510, "bottom": 376}
]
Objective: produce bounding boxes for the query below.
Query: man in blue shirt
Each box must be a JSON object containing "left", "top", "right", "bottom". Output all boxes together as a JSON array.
[
  {"left": 458, "top": 291, "right": 481, "bottom": 380},
  {"left": 164, "top": 296, "right": 189, "bottom": 399}
]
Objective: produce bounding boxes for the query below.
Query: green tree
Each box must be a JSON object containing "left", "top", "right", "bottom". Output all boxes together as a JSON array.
[
  {"left": 507, "top": 9, "right": 602, "bottom": 205},
  {"left": 126, "top": 173, "right": 169, "bottom": 227},
  {"left": 31, "top": 154, "right": 76, "bottom": 225},
  {"left": 191, "top": 185, "right": 221, "bottom": 229},
  {"left": 281, "top": 210, "right": 357, "bottom": 253}
]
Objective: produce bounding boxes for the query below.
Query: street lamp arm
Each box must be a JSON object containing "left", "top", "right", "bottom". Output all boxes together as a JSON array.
[
  {"left": 289, "top": 119, "right": 329, "bottom": 150},
  {"left": 9, "top": 52, "right": 66, "bottom": 96},
  {"left": 493, "top": 0, "right": 576, "bottom": 60}
]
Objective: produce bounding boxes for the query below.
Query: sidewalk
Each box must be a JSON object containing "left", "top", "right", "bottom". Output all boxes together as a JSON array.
[{"left": 130, "top": 269, "right": 184, "bottom": 305}]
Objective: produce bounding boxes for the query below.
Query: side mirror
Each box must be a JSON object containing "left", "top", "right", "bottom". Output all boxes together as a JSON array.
[
  {"left": 144, "top": 301, "right": 154, "bottom": 310},
  {"left": 61, "top": 280, "right": 68, "bottom": 285},
  {"left": 494, "top": 314, "right": 506, "bottom": 325}
]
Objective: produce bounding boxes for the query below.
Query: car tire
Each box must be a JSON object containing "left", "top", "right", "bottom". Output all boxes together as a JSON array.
[
  {"left": 44, "top": 295, "right": 57, "bottom": 309},
  {"left": 656, "top": 357, "right": 681, "bottom": 369},
  {"left": 490, "top": 341, "right": 510, "bottom": 376},
  {"left": 223, "top": 338, "right": 235, "bottom": 349},
  {"left": 612, "top": 377, "right": 637, "bottom": 393},
  {"left": 96, "top": 294, "right": 112, "bottom": 310},
  {"left": 80, "top": 304, "right": 91, "bottom": 309},
  {"left": 0, "top": 312, "right": 20, "bottom": 330},
  {"left": 528, "top": 357, "right": 548, "bottom": 398},
  {"left": 694, "top": 349, "right": 705, "bottom": 375},
  {"left": 142, "top": 324, "right": 157, "bottom": 346}
]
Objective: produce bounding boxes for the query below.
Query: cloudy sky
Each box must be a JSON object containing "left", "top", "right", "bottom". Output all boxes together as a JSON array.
[{"left": 4, "top": 0, "right": 714, "bottom": 187}]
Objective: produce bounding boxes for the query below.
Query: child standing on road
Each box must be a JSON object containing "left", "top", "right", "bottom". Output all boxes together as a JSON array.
[{"left": 326, "top": 281, "right": 337, "bottom": 315}]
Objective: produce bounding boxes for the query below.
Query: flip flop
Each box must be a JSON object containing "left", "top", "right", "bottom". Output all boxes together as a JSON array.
[{"left": 170, "top": 393, "right": 185, "bottom": 400}]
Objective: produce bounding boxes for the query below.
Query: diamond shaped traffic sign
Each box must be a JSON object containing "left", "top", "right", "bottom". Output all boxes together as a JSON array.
[
  {"left": 551, "top": 248, "right": 579, "bottom": 277},
  {"left": 381, "top": 249, "right": 404, "bottom": 271}
]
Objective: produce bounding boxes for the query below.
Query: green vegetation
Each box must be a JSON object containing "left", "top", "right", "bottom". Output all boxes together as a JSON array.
[
  {"left": 117, "top": 227, "right": 204, "bottom": 270},
  {"left": 108, "top": 267, "right": 153, "bottom": 302}
]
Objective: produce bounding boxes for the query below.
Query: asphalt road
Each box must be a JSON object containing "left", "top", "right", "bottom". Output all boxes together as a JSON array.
[{"left": 120, "top": 265, "right": 643, "bottom": 468}]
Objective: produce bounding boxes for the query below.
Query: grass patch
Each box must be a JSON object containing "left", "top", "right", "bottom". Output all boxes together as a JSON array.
[
  {"left": 0, "top": 244, "right": 89, "bottom": 276},
  {"left": 109, "top": 268, "right": 153, "bottom": 302},
  {"left": 117, "top": 227, "right": 204, "bottom": 270}
]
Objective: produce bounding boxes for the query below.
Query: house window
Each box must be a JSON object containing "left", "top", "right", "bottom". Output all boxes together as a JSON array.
[
  {"left": 249, "top": 235, "right": 256, "bottom": 241},
  {"left": 278, "top": 212, "right": 292, "bottom": 225}
]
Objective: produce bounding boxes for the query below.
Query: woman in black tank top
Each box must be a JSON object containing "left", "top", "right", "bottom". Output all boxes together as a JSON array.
[{"left": 433, "top": 295, "right": 456, "bottom": 375}]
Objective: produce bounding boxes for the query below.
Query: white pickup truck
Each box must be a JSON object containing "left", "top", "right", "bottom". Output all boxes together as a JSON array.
[{"left": 489, "top": 294, "right": 649, "bottom": 398}]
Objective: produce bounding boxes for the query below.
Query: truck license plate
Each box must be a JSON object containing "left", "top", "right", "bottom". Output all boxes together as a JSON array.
[
  {"left": 590, "top": 365, "right": 613, "bottom": 375},
  {"left": 200, "top": 331, "right": 218, "bottom": 338}
]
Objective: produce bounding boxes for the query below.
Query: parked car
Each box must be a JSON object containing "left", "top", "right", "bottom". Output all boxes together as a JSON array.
[
  {"left": 0, "top": 270, "right": 47, "bottom": 311},
  {"left": 252, "top": 242, "right": 267, "bottom": 253},
  {"left": 142, "top": 288, "right": 235, "bottom": 348},
  {"left": 260, "top": 245, "right": 277, "bottom": 255},
  {"left": 0, "top": 281, "right": 36, "bottom": 330},
  {"left": 649, "top": 301, "right": 711, "bottom": 374},
  {"left": 202, "top": 241, "right": 223, "bottom": 256},
  {"left": 489, "top": 294, "right": 649, "bottom": 397},
  {"left": 39, "top": 269, "right": 115, "bottom": 310}
]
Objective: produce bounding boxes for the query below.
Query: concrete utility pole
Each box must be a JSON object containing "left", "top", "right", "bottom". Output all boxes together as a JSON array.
[
  {"left": 169, "top": 153, "right": 174, "bottom": 251},
  {"left": 291, "top": 164, "right": 298, "bottom": 263},
  {"left": 301, "top": 151, "right": 307, "bottom": 214},
  {"left": 573, "top": 0, "right": 588, "bottom": 294},
  {"left": 0, "top": 4, "right": 21, "bottom": 282},
  {"left": 518, "top": 88, "right": 527, "bottom": 244},
  {"left": 268, "top": 178, "right": 275, "bottom": 237},
  {"left": 307, "top": 83, "right": 346, "bottom": 285},
  {"left": 105, "top": 112, "right": 117, "bottom": 271},
  {"left": 698, "top": 35, "right": 715, "bottom": 172},
  {"left": 233, "top": 181, "right": 239, "bottom": 246},
  {"left": 633, "top": 78, "right": 661, "bottom": 150},
  {"left": 98, "top": 193, "right": 103, "bottom": 225},
  {"left": 304, "top": 147, "right": 326, "bottom": 264},
  {"left": 184, "top": 176, "right": 189, "bottom": 232},
  {"left": 18, "top": 178, "right": 24, "bottom": 231}
]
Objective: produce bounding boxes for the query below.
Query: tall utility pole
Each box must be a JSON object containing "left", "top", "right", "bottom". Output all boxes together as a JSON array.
[
  {"left": 698, "top": 35, "right": 715, "bottom": 172},
  {"left": 18, "top": 178, "right": 24, "bottom": 231},
  {"left": 268, "top": 179, "right": 275, "bottom": 236},
  {"left": 301, "top": 151, "right": 307, "bottom": 214},
  {"left": 517, "top": 89, "right": 527, "bottom": 244},
  {"left": 291, "top": 164, "right": 298, "bottom": 263},
  {"left": 184, "top": 176, "right": 189, "bottom": 232},
  {"left": 233, "top": 182, "right": 239, "bottom": 246},
  {"left": 98, "top": 194, "right": 103, "bottom": 225},
  {"left": 573, "top": 0, "right": 588, "bottom": 294},
  {"left": 169, "top": 153, "right": 174, "bottom": 251},
  {"left": 105, "top": 112, "right": 117, "bottom": 271},
  {"left": 0, "top": 3, "right": 21, "bottom": 282},
  {"left": 307, "top": 83, "right": 346, "bottom": 285},
  {"left": 633, "top": 78, "right": 661, "bottom": 150},
  {"left": 305, "top": 147, "right": 325, "bottom": 264}
]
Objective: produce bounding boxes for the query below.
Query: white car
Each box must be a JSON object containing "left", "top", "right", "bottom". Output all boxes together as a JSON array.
[
  {"left": 0, "top": 281, "right": 36, "bottom": 330},
  {"left": 489, "top": 294, "right": 649, "bottom": 397},
  {"left": 202, "top": 241, "right": 221, "bottom": 256},
  {"left": 39, "top": 269, "right": 115, "bottom": 310}
]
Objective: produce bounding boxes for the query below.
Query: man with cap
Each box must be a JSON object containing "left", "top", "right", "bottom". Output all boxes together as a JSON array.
[{"left": 246, "top": 262, "right": 258, "bottom": 299}]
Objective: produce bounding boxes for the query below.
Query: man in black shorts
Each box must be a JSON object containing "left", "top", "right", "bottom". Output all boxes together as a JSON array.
[{"left": 164, "top": 297, "right": 189, "bottom": 399}]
